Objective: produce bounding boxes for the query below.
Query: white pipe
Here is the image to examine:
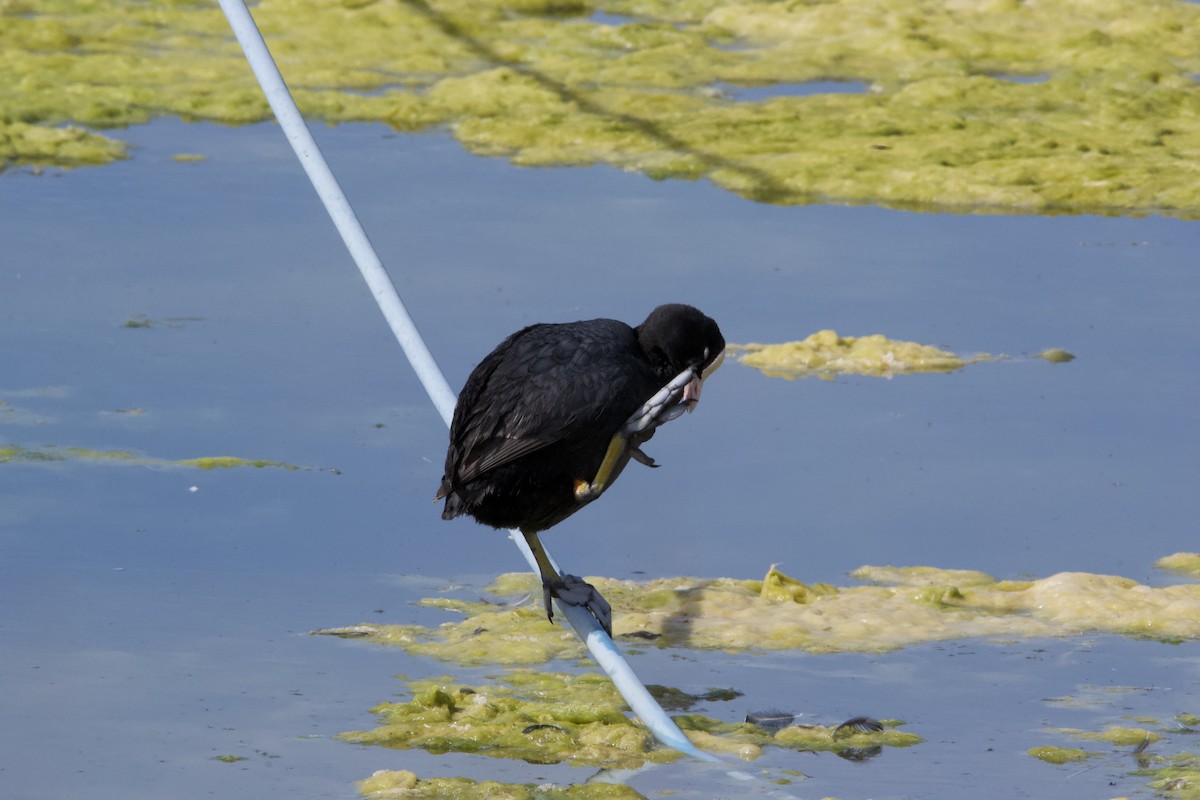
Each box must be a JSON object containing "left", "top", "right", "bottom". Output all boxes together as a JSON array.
[
  {"left": 216, "top": 0, "right": 718, "bottom": 764},
  {"left": 215, "top": 0, "right": 456, "bottom": 427}
]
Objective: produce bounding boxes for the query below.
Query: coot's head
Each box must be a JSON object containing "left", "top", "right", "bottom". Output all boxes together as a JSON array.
[{"left": 636, "top": 304, "right": 725, "bottom": 409}]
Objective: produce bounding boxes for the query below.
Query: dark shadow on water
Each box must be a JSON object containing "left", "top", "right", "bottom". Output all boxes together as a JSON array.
[
  {"left": 649, "top": 579, "right": 713, "bottom": 652},
  {"left": 399, "top": 0, "right": 806, "bottom": 204}
]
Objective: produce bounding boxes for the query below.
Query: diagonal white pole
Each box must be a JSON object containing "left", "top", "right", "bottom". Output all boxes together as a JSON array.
[{"left": 215, "top": 0, "right": 718, "bottom": 763}]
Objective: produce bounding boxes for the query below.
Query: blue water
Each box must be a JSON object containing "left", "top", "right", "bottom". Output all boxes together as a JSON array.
[
  {"left": 2, "top": 119, "right": 1198, "bottom": 799},
  {"left": 715, "top": 80, "right": 872, "bottom": 100}
]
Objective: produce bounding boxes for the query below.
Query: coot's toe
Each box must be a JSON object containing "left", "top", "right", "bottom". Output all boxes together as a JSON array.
[{"left": 544, "top": 573, "right": 613, "bottom": 637}]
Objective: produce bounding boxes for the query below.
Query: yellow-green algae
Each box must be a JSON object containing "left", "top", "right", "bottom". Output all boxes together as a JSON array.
[
  {"left": 1036, "top": 348, "right": 1077, "bottom": 364},
  {"left": 1057, "top": 726, "right": 1161, "bottom": 747},
  {"left": 1156, "top": 552, "right": 1200, "bottom": 579},
  {"left": 317, "top": 600, "right": 585, "bottom": 665},
  {"left": 1027, "top": 745, "right": 1096, "bottom": 765},
  {"left": 1143, "top": 761, "right": 1200, "bottom": 799},
  {"left": 734, "top": 333, "right": 1076, "bottom": 379},
  {"left": 359, "top": 770, "right": 647, "bottom": 799},
  {"left": 319, "top": 560, "right": 1200, "bottom": 664},
  {"left": 0, "top": 442, "right": 304, "bottom": 471},
  {"left": 735, "top": 331, "right": 999, "bottom": 380},
  {"left": 341, "top": 672, "right": 680, "bottom": 768},
  {"left": 1035, "top": 712, "right": 1200, "bottom": 797},
  {"left": 340, "top": 670, "right": 918, "bottom": 769},
  {"left": 0, "top": 444, "right": 141, "bottom": 464},
  {"left": 179, "top": 455, "right": 295, "bottom": 470},
  {"left": 4, "top": 0, "right": 1200, "bottom": 216}
]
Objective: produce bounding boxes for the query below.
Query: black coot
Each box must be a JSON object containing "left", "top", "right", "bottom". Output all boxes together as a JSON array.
[{"left": 436, "top": 304, "right": 725, "bottom": 636}]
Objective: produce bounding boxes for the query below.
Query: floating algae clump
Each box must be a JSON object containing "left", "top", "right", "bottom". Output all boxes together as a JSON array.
[
  {"left": 319, "top": 560, "right": 1200, "bottom": 664},
  {"left": 5, "top": 0, "right": 1200, "bottom": 216},
  {"left": 342, "top": 670, "right": 918, "bottom": 769},
  {"left": 0, "top": 442, "right": 308, "bottom": 471},
  {"left": 359, "top": 771, "right": 647, "bottom": 800},
  {"left": 735, "top": 331, "right": 987, "bottom": 380},
  {"left": 1028, "top": 746, "right": 1096, "bottom": 765},
  {"left": 1143, "top": 759, "right": 1200, "bottom": 800},
  {"left": 177, "top": 456, "right": 297, "bottom": 470},
  {"left": 770, "top": 719, "right": 920, "bottom": 754},
  {"left": 1035, "top": 715, "right": 1200, "bottom": 796},
  {"left": 1061, "top": 726, "right": 1160, "bottom": 747},
  {"left": 1156, "top": 552, "right": 1200, "bottom": 579},
  {"left": 1036, "top": 348, "right": 1076, "bottom": 364},
  {"left": 340, "top": 671, "right": 683, "bottom": 769},
  {"left": 0, "top": 120, "right": 126, "bottom": 170},
  {"left": 0, "top": 444, "right": 140, "bottom": 464},
  {"left": 316, "top": 597, "right": 586, "bottom": 665}
]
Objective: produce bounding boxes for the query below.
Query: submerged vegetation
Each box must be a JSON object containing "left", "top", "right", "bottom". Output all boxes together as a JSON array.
[
  {"left": 4, "top": 0, "right": 1200, "bottom": 215},
  {"left": 1031, "top": 712, "right": 1200, "bottom": 798},
  {"left": 0, "top": 443, "right": 307, "bottom": 471},
  {"left": 2, "top": 382, "right": 319, "bottom": 472}
]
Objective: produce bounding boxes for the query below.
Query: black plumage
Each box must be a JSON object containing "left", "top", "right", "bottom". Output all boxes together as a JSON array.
[{"left": 436, "top": 304, "right": 724, "bottom": 635}]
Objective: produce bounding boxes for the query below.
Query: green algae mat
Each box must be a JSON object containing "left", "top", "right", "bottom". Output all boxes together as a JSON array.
[
  {"left": 340, "top": 670, "right": 918, "bottom": 770},
  {"left": 1028, "top": 694, "right": 1200, "bottom": 799},
  {"left": 342, "top": 675, "right": 1198, "bottom": 798},
  {"left": 315, "top": 556, "right": 1200, "bottom": 664},
  {"left": 318, "top": 558, "right": 1200, "bottom": 797},
  {"left": 733, "top": 330, "right": 1073, "bottom": 380},
  {"left": 4, "top": 0, "right": 1200, "bottom": 216},
  {"left": 0, "top": 443, "right": 307, "bottom": 470}
]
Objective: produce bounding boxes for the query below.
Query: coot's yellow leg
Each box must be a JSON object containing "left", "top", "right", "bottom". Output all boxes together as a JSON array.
[
  {"left": 574, "top": 432, "right": 626, "bottom": 501},
  {"left": 521, "top": 530, "right": 613, "bottom": 637},
  {"left": 521, "top": 530, "right": 561, "bottom": 589}
]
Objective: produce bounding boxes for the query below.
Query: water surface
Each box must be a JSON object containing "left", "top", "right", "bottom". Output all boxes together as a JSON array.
[{"left": 2, "top": 119, "right": 1198, "bottom": 799}]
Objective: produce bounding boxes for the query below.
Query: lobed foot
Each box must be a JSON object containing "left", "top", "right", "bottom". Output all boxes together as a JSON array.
[{"left": 541, "top": 573, "right": 613, "bottom": 637}]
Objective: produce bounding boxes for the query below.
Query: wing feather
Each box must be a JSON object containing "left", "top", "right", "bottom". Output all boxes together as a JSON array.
[{"left": 440, "top": 319, "right": 656, "bottom": 493}]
